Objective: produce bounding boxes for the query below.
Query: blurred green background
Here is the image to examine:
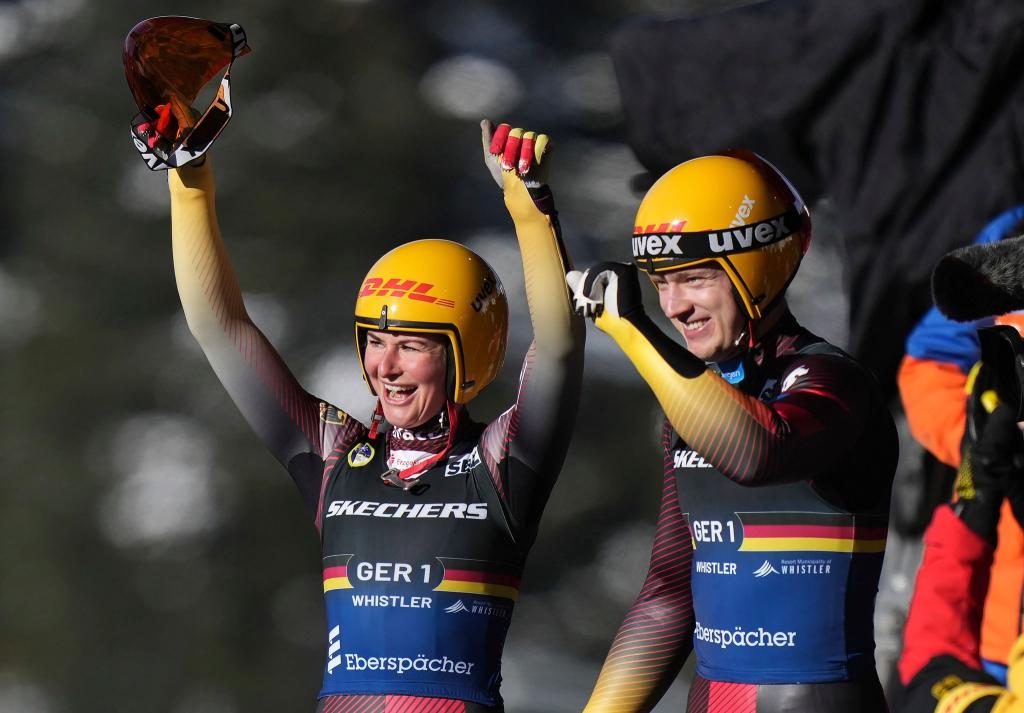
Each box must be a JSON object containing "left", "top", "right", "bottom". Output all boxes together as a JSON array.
[{"left": 0, "top": 1, "right": 851, "bottom": 711}]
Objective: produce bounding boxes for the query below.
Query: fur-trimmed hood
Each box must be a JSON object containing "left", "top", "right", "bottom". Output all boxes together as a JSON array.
[{"left": 932, "top": 234, "right": 1024, "bottom": 321}]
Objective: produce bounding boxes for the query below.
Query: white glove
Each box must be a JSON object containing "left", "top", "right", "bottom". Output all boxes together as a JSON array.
[{"left": 566, "top": 262, "right": 641, "bottom": 321}]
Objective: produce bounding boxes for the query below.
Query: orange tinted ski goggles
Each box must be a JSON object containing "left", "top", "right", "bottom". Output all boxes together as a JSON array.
[{"left": 123, "top": 16, "right": 250, "bottom": 170}]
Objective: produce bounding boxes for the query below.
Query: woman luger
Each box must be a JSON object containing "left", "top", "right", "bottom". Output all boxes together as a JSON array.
[{"left": 124, "top": 17, "right": 584, "bottom": 712}]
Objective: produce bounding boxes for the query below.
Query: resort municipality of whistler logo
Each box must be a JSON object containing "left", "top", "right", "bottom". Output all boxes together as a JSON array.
[
  {"left": 443, "top": 599, "right": 510, "bottom": 619},
  {"left": 753, "top": 558, "right": 833, "bottom": 578}
]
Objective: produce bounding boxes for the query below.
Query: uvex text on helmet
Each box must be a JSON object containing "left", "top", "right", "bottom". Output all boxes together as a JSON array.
[{"left": 631, "top": 151, "right": 811, "bottom": 320}]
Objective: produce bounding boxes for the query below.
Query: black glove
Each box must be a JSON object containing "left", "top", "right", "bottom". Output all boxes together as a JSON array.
[
  {"left": 976, "top": 402, "right": 1024, "bottom": 520},
  {"left": 955, "top": 402, "right": 1024, "bottom": 542}
]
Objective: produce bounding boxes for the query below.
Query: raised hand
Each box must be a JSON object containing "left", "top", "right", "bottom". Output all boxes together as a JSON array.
[
  {"left": 565, "top": 262, "right": 644, "bottom": 323},
  {"left": 954, "top": 399, "right": 1024, "bottom": 541},
  {"left": 481, "top": 120, "right": 551, "bottom": 190},
  {"left": 972, "top": 402, "right": 1024, "bottom": 526},
  {"left": 123, "top": 17, "right": 249, "bottom": 170}
]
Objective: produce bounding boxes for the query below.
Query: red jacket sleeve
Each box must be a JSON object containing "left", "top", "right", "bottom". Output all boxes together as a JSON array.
[{"left": 899, "top": 504, "right": 994, "bottom": 685}]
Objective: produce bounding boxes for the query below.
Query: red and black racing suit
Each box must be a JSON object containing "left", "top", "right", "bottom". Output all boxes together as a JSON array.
[{"left": 584, "top": 308, "right": 897, "bottom": 713}]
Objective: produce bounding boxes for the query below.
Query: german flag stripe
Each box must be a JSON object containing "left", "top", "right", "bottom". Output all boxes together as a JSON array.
[
  {"left": 734, "top": 512, "right": 887, "bottom": 552},
  {"left": 435, "top": 580, "right": 519, "bottom": 601},
  {"left": 436, "top": 557, "right": 521, "bottom": 577},
  {"left": 323, "top": 576, "right": 353, "bottom": 592},
  {"left": 743, "top": 524, "right": 888, "bottom": 539},
  {"left": 441, "top": 568, "right": 521, "bottom": 588},
  {"left": 736, "top": 511, "right": 887, "bottom": 528},
  {"left": 323, "top": 565, "right": 353, "bottom": 592},
  {"left": 739, "top": 537, "right": 886, "bottom": 553},
  {"left": 436, "top": 565, "right": 521, "bottom": 600}
]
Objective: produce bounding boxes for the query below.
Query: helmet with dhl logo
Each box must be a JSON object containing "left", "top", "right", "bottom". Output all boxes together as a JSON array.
[
  {"left": 631, "top": 150, "right": 811, "bottom": 320},
  {"left": 354, "top": 239, "right": 508, "bottom": 404}
]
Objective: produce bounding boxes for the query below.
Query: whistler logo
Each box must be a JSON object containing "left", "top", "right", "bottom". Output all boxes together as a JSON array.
[
  {"left": 324, "top": 500, "right": 487, "bottom": 520},
  {"left": 446, "top": 448, "right": 481, "bottom": 477},
  {"left": 695, "top": 560, "right": 737, "bottom": 575},
  {"left": 754, "top": 558, "right": 832, "bottom": 577},
  {"left": 352, "top": 594, "right": 432, "bottom": 609},
  {"left": 444, "top": 598, "right": 510, "bottom": 619},
  {"left": 780, "top": 558, "right": 833, "bottom": 576},
  {"left": 674, "top": 449, "right": 714, "bottom": 469}
]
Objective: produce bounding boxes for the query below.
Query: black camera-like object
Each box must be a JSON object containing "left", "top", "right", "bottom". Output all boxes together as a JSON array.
[{"left": 978, "top": 325, "right": 1024, "bottom": 421}]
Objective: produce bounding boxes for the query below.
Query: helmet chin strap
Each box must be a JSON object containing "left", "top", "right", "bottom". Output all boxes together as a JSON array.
[
  {"left": 726, "top": 290, "right": 757, "bottom": 354},
  {"left": 731, "top": 323, "right": 753, "bottom": 351},
  {"left": 367, "top": 400, "right": 386, "bottom": 439},
  {"left": 726, "top": 287, "right": 757, "bottom": 353},
  {"left": 733, "top": 291, "right": 789, "bottom": 354},
  {"left": 712, "top": 319, "right": 754, "bottom": 371}
]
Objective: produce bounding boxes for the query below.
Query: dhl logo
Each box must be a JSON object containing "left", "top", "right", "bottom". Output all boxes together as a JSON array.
[
  {"left": 634, "top": 220, "right": 687, "bottom": 234},
  {"left": 359, "top": 277, "right": 455, "bottom": 308}
]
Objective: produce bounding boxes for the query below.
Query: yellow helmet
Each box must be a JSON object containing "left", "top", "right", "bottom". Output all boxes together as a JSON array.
[
  {"left": 631, "top": 150, "right": 811, "bottom": 320},
  {"left": 354, "top": 239, "right": 508, "bottom": 404}
]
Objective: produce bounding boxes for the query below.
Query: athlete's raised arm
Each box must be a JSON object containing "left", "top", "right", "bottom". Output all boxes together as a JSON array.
[
  {"left": 169, "top": 160, "right": 364, "bottom": 517},
  {"left": 476, "top": 122, "right": 585, "bottom": 541},
  {"left": 584, "top": 426, "right": 694, "bottom": 712},
  {"left": 124, "top": 19, "right": 356, "bottom": 513},
  {"left": 567, "top": 262, "right": 876, "bottom": 488}
]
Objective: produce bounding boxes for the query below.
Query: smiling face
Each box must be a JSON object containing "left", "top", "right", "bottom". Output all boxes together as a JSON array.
[
  {"left": 652, "top": 263, "right": 748, "bottom": 363},
  {"left": 363, "top": 330, "right": 449, "bottom": 429}
]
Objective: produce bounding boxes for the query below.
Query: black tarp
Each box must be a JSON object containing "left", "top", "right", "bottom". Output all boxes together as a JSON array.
[{"left": 612, "top": 0, "right": 1024, "bottom": 391}]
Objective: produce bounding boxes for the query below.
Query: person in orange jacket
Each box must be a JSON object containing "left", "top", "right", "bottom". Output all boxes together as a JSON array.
[{"left": 899, "top": 206, "right": 1024, "bottom": 684}]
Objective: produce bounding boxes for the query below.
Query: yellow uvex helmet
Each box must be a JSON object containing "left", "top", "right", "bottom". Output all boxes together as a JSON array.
[
  {"left": 354, "top": 239, "right": 508, "bottom": 404},
  {"left": 631, "top": 150, "right": 811, "bottom": 320}
]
